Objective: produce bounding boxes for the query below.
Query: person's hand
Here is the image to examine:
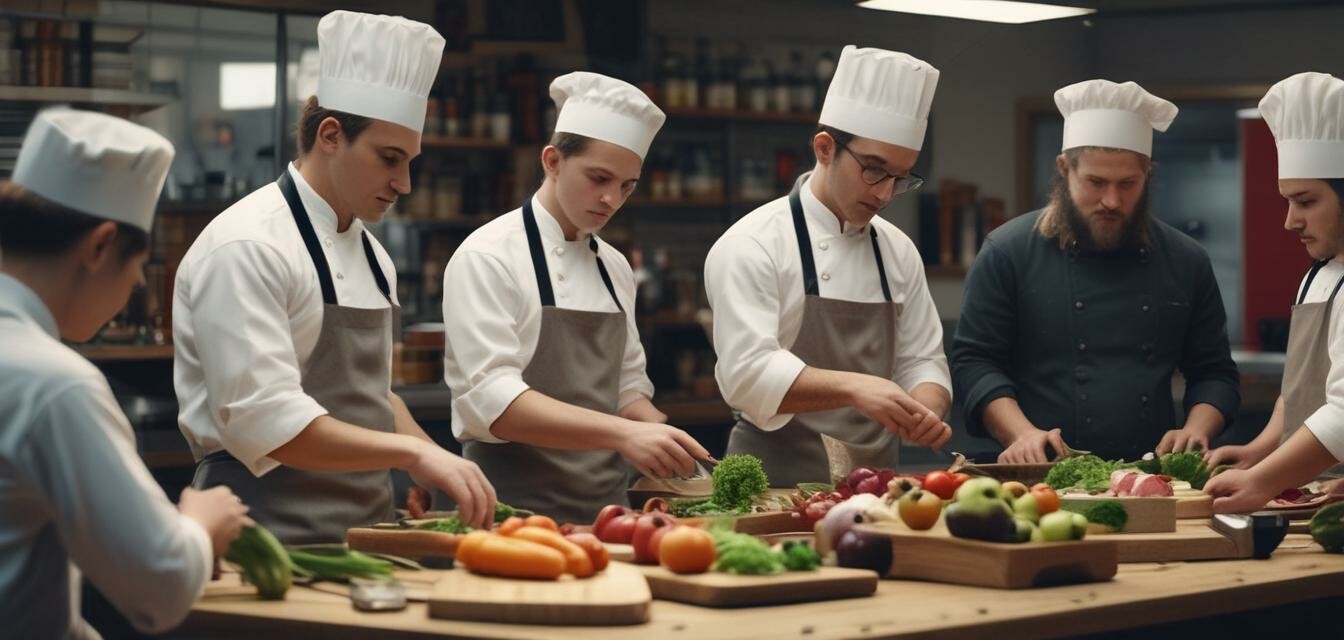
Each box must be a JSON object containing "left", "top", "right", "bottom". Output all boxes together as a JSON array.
[
  {"left": 848, "top": 375, "right": 949, "bottom": 446},
  {"left": 619, "top": 423, "right": 712, "bottom": 479},
  {"left": 998, "top": 427, "right": 1067, "bottom": 464},
  {"left": 1204, "top": 441, "right": 1273, "bottom": 470},
  {"left": 1155, "top": 426, "right": 1214, "bottom": 456},
  {"left": 178, "top": 486, "right": 254, "bottom": 555},
  {"left": 1204, "top": 468, "right": 1277, "bottom": 514},
  {"left": 408, "top": 444, "right": 497, "bottom": 529}
]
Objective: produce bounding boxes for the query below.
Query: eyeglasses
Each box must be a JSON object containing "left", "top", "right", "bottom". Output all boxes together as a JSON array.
[{"left": 836, "top": 142, "right": 925, "bottom": 195}]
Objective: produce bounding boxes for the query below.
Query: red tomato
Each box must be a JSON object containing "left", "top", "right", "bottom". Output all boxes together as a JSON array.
[
  {"left": 1030, "top": 483, "right": 1061, "bottom": 516},
  {"left": 658, "top": 526, "right": 716, "bottom": 574},
  {"left": 592, "top": 504, "right": 628, "bottom": 540},
  {"left": 951, "top": 473, "right": 971, "bottom": 491},
  {"left": 922, "top": 471, "right": 958, "bottom": 500},
  {"left": 632, "top": 513, "right": 676, "bottom": 564},
  {"left": 599, "top": 514, "right": 639, "bottom": 544}
]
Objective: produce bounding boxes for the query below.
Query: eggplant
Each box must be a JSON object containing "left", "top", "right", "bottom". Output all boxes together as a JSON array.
[
  {"left": 834, "top": 529, "right": 892, "bottom": 573},
  {"left": 944, "top": 502, "right": 1017, "bottom": 543}
]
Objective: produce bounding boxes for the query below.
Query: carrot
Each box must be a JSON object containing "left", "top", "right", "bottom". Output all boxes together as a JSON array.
[
  {"left": 454, "top": 530, "right": 491, "bottom": 567},
  {"left": 523, "top": 515, "right": 559, "bottom": 532},
  {"left": 508, "top": 526, "right": 595, "bottom": 578},
  {"left": 496, "top": 516, "right": 527, "bottom": 536},
  {"left": 457, "top": 534, "right": 566, "bottom": 580}
]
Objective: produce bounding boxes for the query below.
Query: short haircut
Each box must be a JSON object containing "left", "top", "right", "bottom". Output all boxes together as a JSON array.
[
  {"left": 0, "top": 181, "right": 148, "bottom": 260},
  {"left": 295, "top": 95, "right": 373, "bottom": 155}
]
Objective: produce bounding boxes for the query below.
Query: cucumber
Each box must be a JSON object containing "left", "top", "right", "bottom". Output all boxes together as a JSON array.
[{"left": 225, "top": 525, "right": 292, "bottom": 600}]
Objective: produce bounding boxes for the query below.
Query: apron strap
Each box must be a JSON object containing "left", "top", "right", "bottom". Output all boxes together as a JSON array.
[
  {"left": 590, "top": 236, "right": 624, "bottom": 312},
  {"left": 788, "top": 174, "right": 893, "bottom": 302},
  {"left": 278, "top": 170, "right": 338, "bottom": 306},
  {"left": 361, "top": 232, "right": 392, "bottom": 302},
  {"left": 522, "top": 197, "right": 621, "bottom": 309},
  {"left": 1298, "top": 260, "right": 1331, "bottom": 306},
  {"left": 277, "top": 170, "right": 392, "bottom": 306},
  {"left": 1329, "top": 269, "right": 1344, "bottom": 305}
]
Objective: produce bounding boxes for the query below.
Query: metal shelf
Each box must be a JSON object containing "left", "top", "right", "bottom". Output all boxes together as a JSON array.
[{"left": 0, "top": 86, "right": 173, "bottom": 113}]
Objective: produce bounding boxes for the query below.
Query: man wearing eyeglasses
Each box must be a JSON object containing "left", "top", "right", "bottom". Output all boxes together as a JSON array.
[
  {"left": 951, "top": 80, "right": 1240, "bottom": 464},
  {"left": 704, "top": 46, "right": 951, "bottom": 485}
]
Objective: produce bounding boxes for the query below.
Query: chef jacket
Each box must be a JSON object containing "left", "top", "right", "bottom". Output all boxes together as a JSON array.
[
  {"left": 442, "top": 196, "right": 653, "bottom": 442},
  {"left": 174, "top": 163, "right": 399, "bottom": 476},
  {"left": 704, "top": 176, "right": 951, "bottom": 431},
  {"left": 0, "top": 274, "right": 213, "bottom": 638},
  {"left": 951, "top": 210, "right": 1241, "bottom": 461}
]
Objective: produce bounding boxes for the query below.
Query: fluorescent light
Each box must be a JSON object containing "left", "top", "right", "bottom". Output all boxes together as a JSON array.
[
  {"left": 858, "top": 0, "right": 1095, "bottom": 24},
  {"left": 220, "top": 62, "right": 276, "bottom": 110}
]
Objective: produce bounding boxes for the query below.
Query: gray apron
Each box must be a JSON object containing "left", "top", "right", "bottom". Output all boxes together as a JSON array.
[
  {"left": 727, "top": 176, "right": 903, "bottom": 487},
  {"left": 462, "top": 198, "right": 631, "bottom": 525},
  {"left": 1280, "top": 260, "right": 1344, "bottom": 477},
  {"left": 192, "top": 171, "right": 398, "bottom": 544}
]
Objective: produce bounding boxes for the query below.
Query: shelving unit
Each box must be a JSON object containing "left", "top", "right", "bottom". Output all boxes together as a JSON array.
[
  {"left": 0, "top": 85, "right": 173, "bottom": 113},
  {"left": 75, "top": 344, "right": 174, "bottom": 362}
]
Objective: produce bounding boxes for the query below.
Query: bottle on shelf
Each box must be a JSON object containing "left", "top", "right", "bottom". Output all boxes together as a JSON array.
[
  {"left": 443, "top": 74, "right": 463, "bottom": 138},
  {"left": 815, "top": 49, "right": 837, "bottom": 110},
  {"left": 769, "top": 60, "right": 790, "bottom": 113},
  {"left": 471, "top": 69, "right": 491, "bottom": 139},
  {"left": 791, "top": 50, "right": 813, "bottom": 112}
]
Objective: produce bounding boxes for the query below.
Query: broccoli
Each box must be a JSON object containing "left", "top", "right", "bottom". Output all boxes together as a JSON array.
[
  {"left": 415, "top": 516, "right": 471, "bottom": 534},
  {"left": 712, "top": 454, "right": 770, "bottom": 511},
  {"left": 1044, "top": 455, "right": 1120, "bottom": 492},
  {"left": 1160, "top": 452, "right": 1212, "bottom": 489},
  {"left": 779, "top": 540, "right": 821, "bottom": 571},
  {"left": 1073, "top": 500, "right": 1128, "bottom": 532},
  {"left": 709, "top": 528, "right": 784, "bottom": 575},
  {"left": 493, "top": 502, "right": 517, "bottom": 523}
]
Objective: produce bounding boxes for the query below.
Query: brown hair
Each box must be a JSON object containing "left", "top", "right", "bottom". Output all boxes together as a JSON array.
[
  {"left": 815, "top": 124, "right": 856, "bottom": 151},
  {"left": 295, "top": 95, "right": 374, "bottom": 155},
  {"left": 0, "top": 181, "right": 148, "bottom": 259},
  {"left": 548, "top": 131, "right": 593, "bottom": 157}
]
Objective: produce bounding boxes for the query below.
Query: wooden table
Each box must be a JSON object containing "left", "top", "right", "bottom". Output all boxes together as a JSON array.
[{"left": 181, "top": 534, "right": 1344, "bottom": 639}]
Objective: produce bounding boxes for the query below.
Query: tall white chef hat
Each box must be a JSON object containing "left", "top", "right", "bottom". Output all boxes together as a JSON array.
[
  {"left": 818, "top": 45, "right": 940, "bottom": 151},
  {"left": 1259, "top": 72, "right": 1344, "bottom": 179},
  {"left": 316, "top": 10, "right": 445, "bottom": 134},
  {"left": 1055, "top": 79, "right": 1178, "bottom": 157},
  {"left": 11, "top": 107, "right": 174, "bottom": 232},
  {"left": 550, "top": 72, "right": 666, "bottom": 160}
]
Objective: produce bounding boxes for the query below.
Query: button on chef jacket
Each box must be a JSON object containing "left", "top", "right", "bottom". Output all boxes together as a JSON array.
[
  {"left": 950, "top": 210, "right": 1241, "bottom": 461},
  {"left": 174, "top": 163, "right": 399, "bottom": 476},
  {"left": 0, "top": 274, "right": 213, "bottom": 638},
  {"left": 1298, "top": 257, "right": 1344, "bottom": 461},
  {"left": 443, "top": 196, "right": 653, "bottom": 442},
  {"left": 704, "top": 176, "right": 951, "bottom": 431}
]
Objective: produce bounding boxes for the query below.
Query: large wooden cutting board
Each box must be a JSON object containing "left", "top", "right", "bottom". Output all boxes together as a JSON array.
[
  {"left": 634, "top": 564, "right": 877, "bottom": 607},
  {"left": 1175, "top": 490, "right": 1214, "bottom": 518},
  {"left": 427, "top": 562, "right": 650, "bottom": 626},
  {"left": 856, "top": 521, "right": 1118, "bottom": 589},
  {"left": 1060, "top": 495, "right": 1177, "bottom": 533},
  {"left": 1104, "top": 519, "right": 1249, "bottom": 563}
]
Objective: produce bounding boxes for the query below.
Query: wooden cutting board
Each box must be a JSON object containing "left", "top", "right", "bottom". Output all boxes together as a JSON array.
[
  {"left": 1175, "top": 490, "right": 1214, "bottom": 519},
  {"left": 1103, "top": 519, "right": 1250, "bottom": 563},
  {"left": 1060, "top": 496, "right": 1177, "bottom": 533},
  {"left": 857, "top": 521, "right": 1118, "bottom": 589},
  {"left": 427, "top": 562, "right": 650, "bottom": 626},
  {"left": 634, "top": 563, "right": 878, "bottom": 607}
]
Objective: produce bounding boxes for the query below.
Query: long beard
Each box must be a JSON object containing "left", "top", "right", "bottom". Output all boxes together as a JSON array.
[{"left": 1041, "top": 176, "right": 1151, "bottom": 253}]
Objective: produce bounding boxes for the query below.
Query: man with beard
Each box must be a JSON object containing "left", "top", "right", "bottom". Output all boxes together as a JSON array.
[{"left": 951, "top": 80, "right": 1240, "bottom": 463}]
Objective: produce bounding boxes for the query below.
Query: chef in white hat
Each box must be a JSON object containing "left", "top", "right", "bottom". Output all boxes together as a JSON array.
[
  {"left": 174, "top": 10, "right": 496, "bottom": 543},
  {"left": 1206, "top": 72, "right": 1344, "bottom": 511},
  {"left": 952, "top": 79, "right": 1239, "bottom": 464},
  {"left": 0, "top": 108, "right": 252, "bottom": 638},
  {"left": 704, "top": 46, "right": 952, "bottom": 486},
  {"left": 442, "top": 71, "right": 711, "bottom": 524}
]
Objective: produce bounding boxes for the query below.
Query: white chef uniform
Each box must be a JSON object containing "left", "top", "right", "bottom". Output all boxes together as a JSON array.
[{"left": 0, "top": 108, "right": 211, "bottom": 639}]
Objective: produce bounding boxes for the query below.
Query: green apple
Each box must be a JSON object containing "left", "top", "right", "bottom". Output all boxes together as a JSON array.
[
  {"left": 1038, "top": 511, "right": 1075, "bottom": 542},
  {"left": 1013, "top": 493, "right": 1040, "bottom": 523},
  {"left": 1069, "top": 511, "right": 1089, "bottom": 540},
  {"left": 1013, "top": 518, "right": 1035, "bottom": 543}
]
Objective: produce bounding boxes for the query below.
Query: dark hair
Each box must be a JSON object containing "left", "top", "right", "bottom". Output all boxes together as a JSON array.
[
  {"left": 1061, "top": 146, "right": 1154, "bottom": 174},
  {"left": 549, "top": 131, "right": 592, "bottom": 157},
  {"left": 0, "top": 181, "right": 148, "bottom": 259},
  {"left": 1328, "top": 178, "right": 1344, "bottom": 208},
  {"left": 815, "top": 124, "right": 855, "bottom": 149},
  {"left": 296, "top": 95, "right": 373, "bottom": 155}
]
